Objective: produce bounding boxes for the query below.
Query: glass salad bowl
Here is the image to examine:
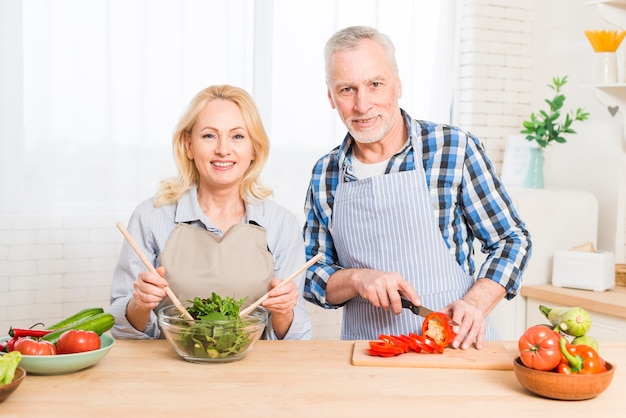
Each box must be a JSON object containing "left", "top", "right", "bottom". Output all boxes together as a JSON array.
[{"left": 158, "top": 303, "right": 268, "bottom": 364}]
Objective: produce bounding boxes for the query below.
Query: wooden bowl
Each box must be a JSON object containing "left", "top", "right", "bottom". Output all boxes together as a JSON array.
[
  {"left": 513, "top": 357, "right": 615, "bottom": 400},
  {"left": 0, "top": 367, "right": 26, "bottom": 403}
]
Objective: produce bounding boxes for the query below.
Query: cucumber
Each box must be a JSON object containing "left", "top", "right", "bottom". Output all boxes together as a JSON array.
[
  {"left": 43, "top": 312, "right": 115, "bottom": 345},
  {"left": 47, "top": 307, "right": 105, "bottom": 330}
]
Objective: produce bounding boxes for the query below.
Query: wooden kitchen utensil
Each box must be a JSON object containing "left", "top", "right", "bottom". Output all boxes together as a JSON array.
[
  {"left": 239, "top": 253, "right": 322, "bottom": 318},
  {"left": 115, "top": 222, "right": 194, "bottom": 321}
]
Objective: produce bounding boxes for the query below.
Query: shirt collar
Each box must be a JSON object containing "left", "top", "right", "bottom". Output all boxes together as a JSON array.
[
  {"left": 174, "top": 186, "right": 206, "bottom": 224},
  {"left": 174, "top": 185, "right": 266, "bottom": 229}
]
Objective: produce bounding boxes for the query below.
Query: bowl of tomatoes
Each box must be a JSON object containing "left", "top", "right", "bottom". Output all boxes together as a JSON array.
[
  {"left": 0, "top": 334, "right": 115, "bottom": 375},
  {"left": 513, "top": 356, "right": 615, "bottom": 400},
  {"left": 515, "top": 324, "right": 615, "bottom": 400}
]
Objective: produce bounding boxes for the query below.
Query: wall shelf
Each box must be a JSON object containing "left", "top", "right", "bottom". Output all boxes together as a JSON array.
[
  {"left": 587, "top": 2, "right": 626, "bottom": 151},
  {"left": 592, "top": 0, "right": 626, "bottom": 27}
]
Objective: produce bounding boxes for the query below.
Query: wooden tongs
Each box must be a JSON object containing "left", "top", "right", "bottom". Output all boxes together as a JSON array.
[
  {"left": 239, "top": 253, "right": 322, "bottom": 318},
  {"left": 116, "top": 222, "right": 194, "bottom": 321}
]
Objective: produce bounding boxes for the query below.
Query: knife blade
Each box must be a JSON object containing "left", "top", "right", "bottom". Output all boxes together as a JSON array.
[{"left": 400, "top": 297, "right": 459, "bottom": 326}]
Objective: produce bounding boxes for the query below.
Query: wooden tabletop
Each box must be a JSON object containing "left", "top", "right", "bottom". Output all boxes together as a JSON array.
[{"left": 3, "top": 339, "right": 625, "bottom": 416}]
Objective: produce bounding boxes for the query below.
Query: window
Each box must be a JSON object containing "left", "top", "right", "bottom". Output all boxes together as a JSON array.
[{"left": 0, "top": 0, "right": 456, "bottom": 217}]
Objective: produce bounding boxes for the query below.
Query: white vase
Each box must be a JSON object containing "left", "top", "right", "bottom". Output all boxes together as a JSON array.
[{"left": 592, "top": 52, "right": 618, "bottom": 84}]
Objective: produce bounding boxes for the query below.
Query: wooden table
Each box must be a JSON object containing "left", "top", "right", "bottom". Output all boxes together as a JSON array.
[{"left": 3, "top": 340, "right": 625, "bottom": 416}]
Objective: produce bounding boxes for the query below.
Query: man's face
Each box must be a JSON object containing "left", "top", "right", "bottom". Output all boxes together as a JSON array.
[{"left": 326, "top": 38, "right": 402, "bottom": 145}]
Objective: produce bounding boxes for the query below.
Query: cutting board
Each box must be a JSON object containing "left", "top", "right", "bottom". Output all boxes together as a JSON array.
[{"left": 352, "top": 340, "right": 515, "bottom": 370}]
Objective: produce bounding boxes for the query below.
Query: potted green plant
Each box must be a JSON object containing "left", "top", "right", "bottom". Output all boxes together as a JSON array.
[{"left": 519, "top": 76, "right": 590, "bottom": 188}]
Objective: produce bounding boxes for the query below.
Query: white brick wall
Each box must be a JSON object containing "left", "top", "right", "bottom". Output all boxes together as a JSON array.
[
  {"left": 0, "top": 213, "right": 124, "bottom": 333},
  {"left": 0, "top": 1, "right": 533, "bottom": 340},
  {"left": 458, "top": 0, "right": 533, "bottom": 173}
]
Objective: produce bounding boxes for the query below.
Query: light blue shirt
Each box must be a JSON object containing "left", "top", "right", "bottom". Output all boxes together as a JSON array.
[{"left": 110, "top": 186, "right": 312, "bottom": 340}]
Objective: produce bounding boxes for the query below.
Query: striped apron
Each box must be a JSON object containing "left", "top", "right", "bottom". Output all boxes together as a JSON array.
[{"left": 333, "top": 158, "right": 498, "bottom": 341}]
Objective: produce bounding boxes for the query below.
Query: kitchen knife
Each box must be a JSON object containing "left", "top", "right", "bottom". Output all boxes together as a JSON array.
[{"left": 400, "top": 297, "right": 459, "bottom": 326}]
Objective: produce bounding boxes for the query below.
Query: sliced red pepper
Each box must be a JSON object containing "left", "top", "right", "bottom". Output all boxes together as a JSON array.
[
  {"left": 398, "top": 334, "right": 422, "bottom": 353},
  {"left": 408, "top": 333, "right": 435, "bottom": 353},
  {"left": 386, "top": 335, "right": 410, "bottom": 353},
  {"left": 367, "top": 349, "right": 402, "bottom": 357},
  {"left": 368, "top": 341, "right": 405, "bottom": 355},
  {"left": 421, "top": 335, "right": 445, "bottom": 354}
]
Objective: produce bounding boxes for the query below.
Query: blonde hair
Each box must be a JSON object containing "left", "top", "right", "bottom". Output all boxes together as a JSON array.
[{"left": 155, "top": 85, "right": 272, "bottom": 206}]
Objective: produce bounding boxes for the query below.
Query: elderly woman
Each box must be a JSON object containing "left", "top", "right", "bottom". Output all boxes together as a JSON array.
[{"left": 110, "top": 85, "right": 311, "bottom": 340}]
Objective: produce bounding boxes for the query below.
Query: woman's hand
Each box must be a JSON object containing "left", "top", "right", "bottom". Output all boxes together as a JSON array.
[
  {"left": 132, "top": 266, "right": 169, "bottom": 310},
  {"left": 262, "top": 278, "right": 298, "bottom": 339},
  {"left": 126, "top": 266, "right": 168, "bottom": 331}
]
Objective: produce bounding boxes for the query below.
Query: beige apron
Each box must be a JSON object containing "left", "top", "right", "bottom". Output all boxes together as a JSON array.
[{"left": 157, "top": 222, "right": 274, "bottom": 309}]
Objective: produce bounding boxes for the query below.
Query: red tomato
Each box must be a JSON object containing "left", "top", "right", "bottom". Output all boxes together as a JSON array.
[
  {"left": 56, "top": 330, "right": 101, "bottom": 354},
  {"left": 421, "top": 312, "right": 456, "bottom": 347},
  {"left": 14, "top": 337, "right": 57, "bottom": 355},
  {"left": 518, "top": 324, "right": 562, "bottom": 371}
]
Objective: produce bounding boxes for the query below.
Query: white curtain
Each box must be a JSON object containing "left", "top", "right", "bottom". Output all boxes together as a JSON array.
[{"left": 0, "top": 0, "right": 457, "bottom": 218}]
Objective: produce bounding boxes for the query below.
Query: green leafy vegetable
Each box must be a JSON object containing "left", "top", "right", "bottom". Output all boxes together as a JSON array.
[
  {"left": 0, "top": 351, "right": 22, "bottom": 384},
  {"left": 186, "top": 293, "right": 246, "bottom": 321},
  {"left": 174, "top": 293, "right": 258, "bottom": 359}
]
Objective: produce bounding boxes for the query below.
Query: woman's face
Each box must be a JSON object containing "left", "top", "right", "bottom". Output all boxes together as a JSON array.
[{"left": 185, "top": 99, "right": 254, "bottom": 193}]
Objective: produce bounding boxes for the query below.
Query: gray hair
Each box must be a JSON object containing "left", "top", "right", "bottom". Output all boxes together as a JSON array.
[{"left": 324, "top": 25, "right": 398, "bottom": 82}]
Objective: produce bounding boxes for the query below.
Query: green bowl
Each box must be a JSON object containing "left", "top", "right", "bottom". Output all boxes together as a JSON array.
[{"left": 0, "top": 334, "right": 115, "bottom": 375}]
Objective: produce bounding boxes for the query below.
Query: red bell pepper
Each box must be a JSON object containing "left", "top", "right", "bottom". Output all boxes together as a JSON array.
[
  {"left": 557, "top": 337, "right": 606, "bottom": 374},
  {"left": 422, "top": 312, "right": 456, "bottom": 348}
]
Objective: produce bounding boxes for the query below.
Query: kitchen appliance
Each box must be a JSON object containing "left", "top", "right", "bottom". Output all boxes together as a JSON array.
[{"left": 551, "top": 250, "right": 615, "bottom": 292}]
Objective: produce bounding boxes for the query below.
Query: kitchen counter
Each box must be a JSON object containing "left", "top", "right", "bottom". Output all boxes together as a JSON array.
[
  {"left": 3, "top": 339, "right": 624, "bottom": 416},
  {"left": 521, "top": 284, "right": 626, "bottom": 320}
]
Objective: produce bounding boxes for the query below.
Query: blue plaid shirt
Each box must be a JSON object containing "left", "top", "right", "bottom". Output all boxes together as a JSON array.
[{"left": 303, "top": 110, "right": 532, "bottom": 308}]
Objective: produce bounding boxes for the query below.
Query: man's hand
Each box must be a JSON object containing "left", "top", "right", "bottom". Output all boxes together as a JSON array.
[
  {"left": 441, "top": 278, "right": 506, "bottom": 350},
  {"left": 441, "top": 299, "right": 487, "bottom": 350},
  {"left": 327, "top": 268, "right": 421, "bottom": 315}
]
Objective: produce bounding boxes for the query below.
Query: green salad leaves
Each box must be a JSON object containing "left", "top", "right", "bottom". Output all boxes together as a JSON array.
[
  {"left": 176, "top": 293, "right": 256, "bottom": 359},
  {"left": 0, "top": 351, "right": 22, "bottom": 384}
]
